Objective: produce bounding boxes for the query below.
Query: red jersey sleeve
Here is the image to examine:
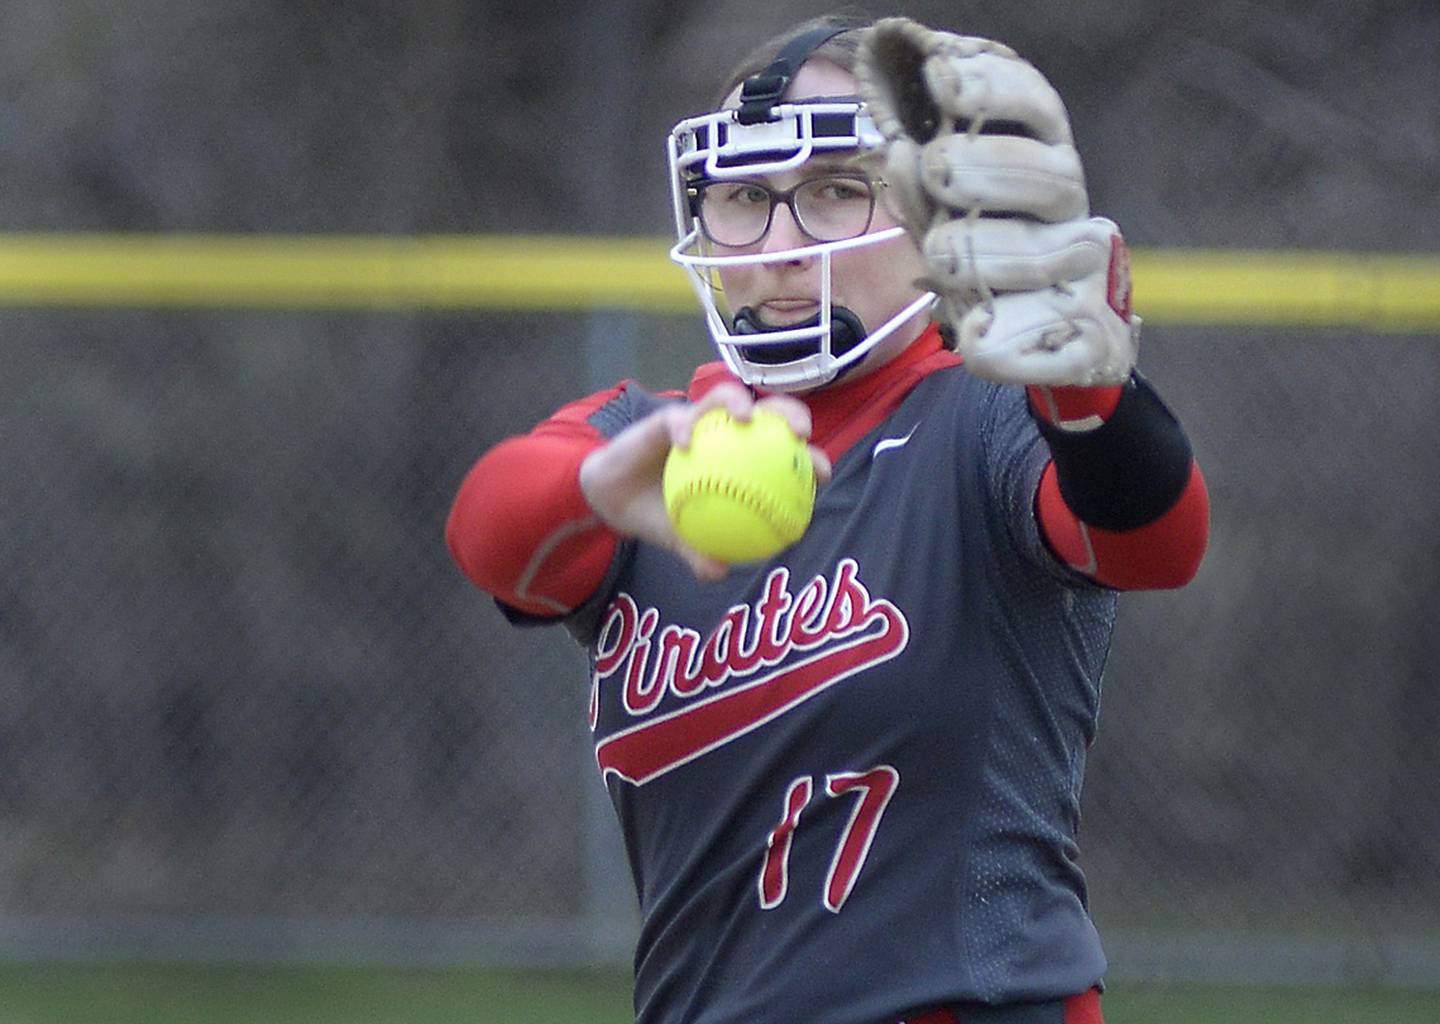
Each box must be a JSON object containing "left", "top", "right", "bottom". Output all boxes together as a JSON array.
[{"left": 445, "top": 387, "right": 626, "bottom": 617}]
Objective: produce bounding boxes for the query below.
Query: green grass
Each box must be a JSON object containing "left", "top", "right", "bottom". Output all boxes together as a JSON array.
[
  {"left": 0, "top": 964, "right": 1434, "bottom": 1023},
  {"left": 0, "top": 965, "right": 633, "bottom": 1024},
  {"left": 1102, "top": 981, "right": 1439, "bottom": 1023}
]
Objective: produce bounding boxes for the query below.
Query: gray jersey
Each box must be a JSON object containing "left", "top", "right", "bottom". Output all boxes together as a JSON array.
[{"left": 573, "top": 363, "right": 1115, "bottom": 1024}]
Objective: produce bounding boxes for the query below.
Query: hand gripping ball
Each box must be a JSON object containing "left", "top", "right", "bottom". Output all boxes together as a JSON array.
[{"left": 662, "top": 408, "right": 817, "bottom": 563}]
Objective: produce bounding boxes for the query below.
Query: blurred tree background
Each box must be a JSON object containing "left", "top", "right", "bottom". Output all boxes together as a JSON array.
[{"left": 1, "top": 0, "right": 1437, "bottom": 984}]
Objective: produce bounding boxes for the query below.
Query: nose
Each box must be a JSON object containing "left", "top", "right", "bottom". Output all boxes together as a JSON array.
[{"left": 761, "top": 202, "right": 813, "bottom": 260}]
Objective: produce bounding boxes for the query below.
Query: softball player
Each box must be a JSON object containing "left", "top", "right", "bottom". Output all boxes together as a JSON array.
[{"left": 448, "top": 15, "right": 1210, "bottom": 1023}]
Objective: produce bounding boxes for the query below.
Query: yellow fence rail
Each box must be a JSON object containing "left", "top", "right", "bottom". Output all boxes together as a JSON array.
[{"left": 1, "top": 234, "right": 1437, "bottom": 330}]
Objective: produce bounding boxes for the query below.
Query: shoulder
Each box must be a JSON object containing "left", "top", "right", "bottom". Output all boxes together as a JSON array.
[
  {"left": 571, "top": 380, "right": 685, "bottom": 439},
  {"left": 904, "top": 371, "right": 1044, "bottom": 504},
  {"left": 912, "top": 365, "right": 1029, "bottom": 434},
  {"left": 586, "top": 364, "right": 731, "bottom": 425}
]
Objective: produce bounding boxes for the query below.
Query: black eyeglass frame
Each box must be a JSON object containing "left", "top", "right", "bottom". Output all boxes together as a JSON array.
[{"left": 687, "top": 173, "right": 881, "bottom": 248}]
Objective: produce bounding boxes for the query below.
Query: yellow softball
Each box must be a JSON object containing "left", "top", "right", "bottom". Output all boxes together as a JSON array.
[{"left": 662, "top": 407, "right": 817, "bottom": 563}]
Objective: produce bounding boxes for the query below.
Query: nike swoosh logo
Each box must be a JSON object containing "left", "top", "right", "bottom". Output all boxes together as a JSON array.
[{"left": 871, "top": 425, "right": 918, "bottom": 458}]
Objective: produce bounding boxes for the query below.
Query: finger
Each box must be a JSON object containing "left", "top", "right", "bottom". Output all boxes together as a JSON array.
[
  {"left": 923, "top": 216, "right": 1113, "bottom": 293},
  {"left": 707, "top": 383, "right": 757, "bottom": 420},
  {"left": 809, "top": 445, "right": 834, "bottom": 485},
  {"left": 918, "top": 135, "right": 1087, "bottom": 222},
  {"left": 671, "top": 384, "right": 753, "bottom": 448},
  {"left": 857, "top": 19, "right": 1022, "bottom": 143},
  {"left": 958, "top": 289, "right": 1133, "bottom": 386},
  {"left": 878, "top": 138, "right": 940, "bottom": 235},
  {"left": 956, "top": 300, "right": 1089, "bottom": 385},
  {"left": 594, "top": 406, "right": 679, "bottom": 474},
  {"left": 753, "top": 394, "right": 814, "bottom": 440},
  {"left": 923, "top": 49, "right": 1073, "bottom": 146}
]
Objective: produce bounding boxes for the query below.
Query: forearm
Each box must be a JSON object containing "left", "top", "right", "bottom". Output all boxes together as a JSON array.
[
  {"left": 1028, "top": 376, "right": 1210, "bottom": 590},
  {"left": 446, "top": 398, "right": 627, "bottom": 617}
]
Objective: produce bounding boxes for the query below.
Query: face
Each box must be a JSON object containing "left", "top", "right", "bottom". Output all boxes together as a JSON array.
[{"left": 712, "top": 61, "right": 931, "bottom": 384}]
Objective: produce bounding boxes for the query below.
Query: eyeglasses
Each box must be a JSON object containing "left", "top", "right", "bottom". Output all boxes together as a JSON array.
[{"left": 690, "top": 174, "right": 878, "bottom": 248}]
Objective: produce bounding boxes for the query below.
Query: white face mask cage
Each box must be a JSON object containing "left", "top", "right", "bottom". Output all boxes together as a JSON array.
[{"left": 666, "top": 101, "right": 936, "bottom": 392}]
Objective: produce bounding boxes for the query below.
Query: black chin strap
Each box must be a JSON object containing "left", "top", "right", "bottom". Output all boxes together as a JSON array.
[
  {"left": 736, "top": 25, "right": 849, "bottom": 125},
  {"left": 732, "top": 305, "right": 868, "bottom": 369}
]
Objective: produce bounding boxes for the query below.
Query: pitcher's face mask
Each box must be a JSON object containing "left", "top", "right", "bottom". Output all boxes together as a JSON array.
[{"left": 665, "top": 29, "right": 934, "bottom": 392}]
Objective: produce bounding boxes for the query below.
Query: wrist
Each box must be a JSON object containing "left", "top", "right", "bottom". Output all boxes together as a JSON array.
[{"left": 1026, "top": 380, "right": 1126, "bottom": 433}]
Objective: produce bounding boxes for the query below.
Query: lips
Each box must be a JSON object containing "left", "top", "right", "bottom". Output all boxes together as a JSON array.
[{"left": 758, "top": 299, "right": 820, "bottom": 325}]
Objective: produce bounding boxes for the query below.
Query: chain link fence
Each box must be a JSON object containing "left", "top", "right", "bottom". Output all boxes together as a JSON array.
[
  {"left": 4, "top": 306, "right": 1438, "bottom": 983},
  {"left": 2, "top": 0, "right": 1438, "bottom": 989},
  {"left": 1086, "top": 328, "right": 1440, "bottom": 983}
]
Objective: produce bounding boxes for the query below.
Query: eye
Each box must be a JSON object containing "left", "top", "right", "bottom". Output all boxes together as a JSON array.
[
  {"left": 811, "top": 177, "right": 871, "bottom": 202},
  {"left": 712, "top": 183, "right": 770, "bottom": 206}
]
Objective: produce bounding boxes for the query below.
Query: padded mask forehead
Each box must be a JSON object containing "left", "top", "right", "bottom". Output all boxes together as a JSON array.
[{"left": 675, "top": 99, "right": 881, "bottom": 180}]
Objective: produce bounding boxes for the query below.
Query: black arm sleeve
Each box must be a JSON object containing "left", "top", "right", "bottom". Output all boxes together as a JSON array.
[{"left": 1033, "top": 373, "right": 1194, "bottom": 532}]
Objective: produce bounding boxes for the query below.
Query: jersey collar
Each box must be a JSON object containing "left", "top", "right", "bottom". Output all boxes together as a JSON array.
[{"left": 688, "top": 321, "right": 960, "bottom": 464}]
